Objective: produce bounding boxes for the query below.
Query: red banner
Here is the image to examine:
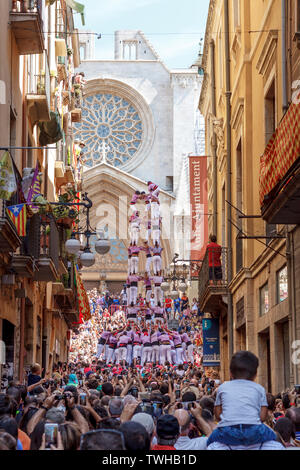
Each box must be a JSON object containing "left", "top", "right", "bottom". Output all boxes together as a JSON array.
[{"left": 189, "top": 156, "right": 208, "bottom": 277}]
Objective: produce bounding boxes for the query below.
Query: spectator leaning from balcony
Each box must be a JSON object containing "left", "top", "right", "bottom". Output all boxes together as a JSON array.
[{"left": 207, "top": 235, "right": 222, "bottom": 285}]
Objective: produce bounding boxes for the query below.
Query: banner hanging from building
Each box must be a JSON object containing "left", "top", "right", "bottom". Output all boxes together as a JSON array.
[
  {"left": 189, "top": 156, "right": 208, "bottom": 277},
  {"left": 202, "top": 318, "right": 220, "bottom": 367}
]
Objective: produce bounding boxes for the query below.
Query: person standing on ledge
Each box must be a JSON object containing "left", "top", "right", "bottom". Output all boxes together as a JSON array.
[{"left": 206, "top": 234, "right": 222, "bottom": 285}]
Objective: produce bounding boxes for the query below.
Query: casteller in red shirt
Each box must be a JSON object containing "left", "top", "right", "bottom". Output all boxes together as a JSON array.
[{"left": 164, "top": 298, "right": 172, "bottom": 309}]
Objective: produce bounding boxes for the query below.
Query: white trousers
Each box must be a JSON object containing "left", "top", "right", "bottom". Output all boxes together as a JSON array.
[
  {"left": 97, "top": 343, "right": 105, "bottom": 358},
  {"left": 145, "top": 228, "right": 151, "bottom": 242},
  {"left": 151, "top": 202, "right": 160, "bottom": 220},
  {"left": 141, "top": 346, "right": 152, "bottom": 365},
  {"left": 152, "top": 229, "right": 161, "bottom": 243},
  {"left": 133, "top": 345, "right": 142, "bottom": 359},
  {"left": 160, "top": 345, "right": 172, "bottom": 365},
  {"left": 181, "top": 343, "right": 187, "bottom": 362},
  {"left": 175, "top": 347, "right": 184, "bottom": 365},
  {"left": 187, "top": 344, "right": 194, "bottom": 363},
  {"left": 145, "top": 289, "right": 152, "bottom": 303},
  {"left": 126, "top": 344, "right": 133, "bottom": 365},
  {"left": 154, "top": 286, "right": 163, "bottom": 305},
  {"left": 151, "top": 345, "right": 160, "bottom": 363},
  {"left": 106, "top": 348, "right": 116, "bottom": 364},
  {"left": 116, "top": 347, "right": 127, "bottom": 363},
  {"left": 153, "top": 255, "right": 162, "bottom": 274},
  {"left": 131, "top": 257, "right": 139, "bottom": 274},
  {"left": 171, "top": 349, "right": 176, "bottom": 364},
  {"left": 130, "top": 225, "right": 140, "bottom": 244},
  {"left": 145, "top": 256, "right": 152, "bottom": 274},
  {"left": 126, "top": 288, "right": 130, "bottom": 306},
  {"left": 129, "top": 286, "right": 138, "bottom": 305}
]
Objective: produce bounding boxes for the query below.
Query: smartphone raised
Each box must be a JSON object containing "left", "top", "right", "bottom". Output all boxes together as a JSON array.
[
  {"left": 79, "top": 393, "right": 87, "bottom": 406},
  {"left": 44, "top": 423, "right": 58, "bottom": 449}
]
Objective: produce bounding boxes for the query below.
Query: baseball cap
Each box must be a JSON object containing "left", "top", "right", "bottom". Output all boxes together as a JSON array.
[{"left": 156, "top": 415, "right": 179, "bottom": 439}]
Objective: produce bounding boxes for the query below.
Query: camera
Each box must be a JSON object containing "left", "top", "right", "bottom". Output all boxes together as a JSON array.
[
  {"left": 295, "top": 385, "right": 300, "bottom": 395},
  {"left": 175, "top": 389, "right": 181, "bottom": 399},
  {"left": 182, "top": 401, "right": 195, "bottom": 411},
  {"left": 130, "top": 387, "right": 139, "bottom": 398}
]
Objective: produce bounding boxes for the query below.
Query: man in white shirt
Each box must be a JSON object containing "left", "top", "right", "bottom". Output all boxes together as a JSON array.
[{"left": 173, "top": 408, "right": 209, "bottom": 450}]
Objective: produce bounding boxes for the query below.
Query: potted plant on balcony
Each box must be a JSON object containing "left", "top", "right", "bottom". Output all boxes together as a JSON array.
[
  {"left": 40, "top": 225, "right": 50, "bottom": 250},
  {"left": 53, "top": 190, "right": 80, "bottom": 227}
]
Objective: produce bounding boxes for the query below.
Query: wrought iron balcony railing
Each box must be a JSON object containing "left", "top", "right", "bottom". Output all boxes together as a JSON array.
[{"left": 198, "top": 246, "right": 229, "bottom": 312}]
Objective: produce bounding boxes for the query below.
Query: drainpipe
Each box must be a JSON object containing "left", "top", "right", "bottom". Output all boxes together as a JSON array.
[
  {"left": 287, "top": 229, "right": 298, "bottom": 384},
  {"left": 210, "top": 39, "right": 218, "bottom": 236},
  {"left": 224, "top": 0, "right": 234, "bottom": 359},
  {"left": 282, "top": 0, "right": 288, "bottom": 114}
]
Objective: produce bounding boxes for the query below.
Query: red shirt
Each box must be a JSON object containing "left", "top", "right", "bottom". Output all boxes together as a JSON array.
[
  {"left": 164, "top": 298, "right": 172, "bottom": 309},
  {"left": 152, "top": 444, "right": 176, "bottom": 450},
  {"left": 207, "top": 242, "right": 222, "bottom": 267}
]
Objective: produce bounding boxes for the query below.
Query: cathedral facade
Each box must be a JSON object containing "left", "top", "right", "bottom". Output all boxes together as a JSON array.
[{"left": 75, "top": 31, "right": 204, "bottom": 291}]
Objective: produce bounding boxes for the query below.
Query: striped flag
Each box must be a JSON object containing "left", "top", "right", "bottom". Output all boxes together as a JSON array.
[
  {"left": 27, "top": 163, "right": 41, "bottom": 212},
  {"left": 6, "top": 204, "right": 27, "bottom": 237}
]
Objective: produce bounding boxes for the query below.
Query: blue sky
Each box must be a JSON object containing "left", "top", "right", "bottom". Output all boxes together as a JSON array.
[{"left": 74, "top": 0, "right": 210, "bottom": 69}]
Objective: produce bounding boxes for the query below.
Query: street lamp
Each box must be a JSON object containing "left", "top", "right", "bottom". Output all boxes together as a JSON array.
[
  {"left": 79, "top": 247, "right": 96, "bottom": 267},
  {"left": 53, "top": 193, "right": 111, "bottom": 260},
  {"left": 65, "top": 235, "right": 81, "bottom": 254},
  {"left": 95, "top": 230, "right": 110, "bottom": 255}
]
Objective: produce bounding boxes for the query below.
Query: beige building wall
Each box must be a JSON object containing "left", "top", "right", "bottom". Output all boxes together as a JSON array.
[{"left": 199, "top": 0, "right": 296, "bottom": 391}]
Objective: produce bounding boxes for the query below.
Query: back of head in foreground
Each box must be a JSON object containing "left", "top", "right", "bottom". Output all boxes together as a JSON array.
[
  {"left": 229, "top": 350, "right": 259, "bottom": 380},
  {"left": 80, "top": 429, "right": 125, "bottom": 450}
]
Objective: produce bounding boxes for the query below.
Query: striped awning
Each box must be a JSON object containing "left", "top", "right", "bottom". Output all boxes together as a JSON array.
[{"left": 259, "top": 98, "right": 300, "bottom": 206}]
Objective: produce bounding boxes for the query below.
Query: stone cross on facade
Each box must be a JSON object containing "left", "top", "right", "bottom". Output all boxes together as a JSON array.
[{"left": 99, "top": 141, "right": 110, "bottom": 164}]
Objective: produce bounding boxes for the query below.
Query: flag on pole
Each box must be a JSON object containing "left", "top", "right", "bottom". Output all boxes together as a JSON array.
[
  {"left": 74, "top": 265, "right": 91, "bottom": 323},
  {"left": 0, "top": 151, "right": 17, "bottom": 200},
  {"left": 26, "top": 163, "right": 41, "bottom": 212},
  {"left": 6, "top": 204, "right": 27, "bottom": 237}
]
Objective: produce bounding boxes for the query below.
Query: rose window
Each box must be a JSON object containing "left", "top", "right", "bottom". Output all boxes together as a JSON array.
[{"left": 73, "top": 93, "right": 143, "bottom": 168}]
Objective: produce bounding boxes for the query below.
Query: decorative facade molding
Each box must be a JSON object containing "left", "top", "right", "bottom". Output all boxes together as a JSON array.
[
  {"left": 171, "top": 73, "right": 200, "bottom": 90},
  {"left": 209, "top": 114, "right": 225, "bottom": 151},
  {"left": 231, "top": 98, "right": 244, "bottom": 130},
  {"left": 199, "top": 0, "right": 217, "bottom": 109},
  {"left": 256, "top": 30, "right": 278, "bottom": 75}
]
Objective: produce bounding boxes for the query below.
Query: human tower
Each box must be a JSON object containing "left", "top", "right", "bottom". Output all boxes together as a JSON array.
[
  {"left": 96, "top": 182, "right": 194, "bottom": 366},
  {"left": 126, "top": 181, "right": 165, "bottom": 325}
]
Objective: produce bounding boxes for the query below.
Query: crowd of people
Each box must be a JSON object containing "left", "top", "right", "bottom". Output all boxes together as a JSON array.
[
  {"left": 0, "top": 351, "right": 299, "bottom": 451},
  {"left": 69, "top": 288, "right": 203, "bottom": 368}
]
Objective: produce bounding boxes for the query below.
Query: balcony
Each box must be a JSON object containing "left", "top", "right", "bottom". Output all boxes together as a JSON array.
[
  {"left": 24, "top": 213, "right": 60, "bottom": 282},
  {"left": 261, "top": 157, "right": 300, "bottom": 224},
  {"left": 260, "top": 97, "right": 300, "bottom": 224},
  {"left": 10, "top": 0, "right": 44, "bottom": 55},
  {"left": 27, "top": 53, "right": 51, "bottom": 123},
  {"left": 0, "top": 200, "right": 22, "bottom": 256},
  {"left": 198, "top": 247, "right": 228, "bottom": 313}
]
